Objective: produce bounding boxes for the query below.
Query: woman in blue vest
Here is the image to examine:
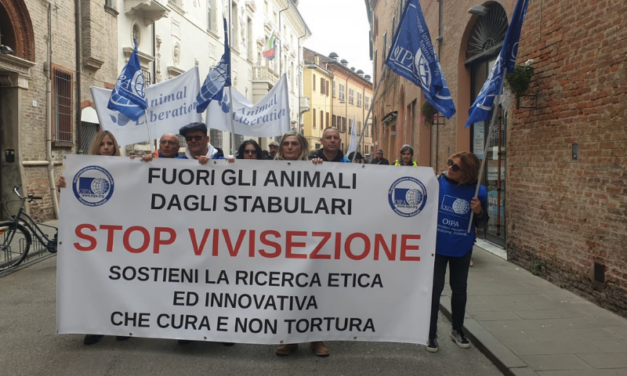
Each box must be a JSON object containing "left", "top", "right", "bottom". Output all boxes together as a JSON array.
[
  {"left": 426, "top": 151, "right": 489, "bottom": 353},
  {"left": 394, "top": 145, "right": 418, "bottom": 166}
]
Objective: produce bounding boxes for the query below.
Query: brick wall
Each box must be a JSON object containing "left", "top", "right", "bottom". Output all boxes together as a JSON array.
[
  {"left": 16, "top": 0, "right": 118, "bottom": 222},
  {"left": 508, "top": 0, "right": 627, "bottom": 315},
  {"left": 370, "top": 0, "right": 627, "bottom": 317}
]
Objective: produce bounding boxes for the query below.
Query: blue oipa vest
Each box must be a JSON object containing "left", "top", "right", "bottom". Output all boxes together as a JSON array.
[{"left": 436, "top": 176, "right": 487, "bottom": 257}]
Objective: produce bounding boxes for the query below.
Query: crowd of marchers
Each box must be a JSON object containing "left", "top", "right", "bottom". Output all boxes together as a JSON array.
[{"left": 56, "top": 122, "right": 489, "bottom": 357}]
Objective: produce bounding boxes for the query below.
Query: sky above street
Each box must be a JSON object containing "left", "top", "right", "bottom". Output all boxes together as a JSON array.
[{"left": 299, "top": 0, "right": 373, "bottom": 77}]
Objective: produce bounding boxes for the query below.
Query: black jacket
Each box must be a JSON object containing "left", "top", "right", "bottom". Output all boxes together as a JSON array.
[
  {"left": 371, "top": 157, "right": 390, "bottom": 165},
  {"left": 313, "top": 149, "right": 350, "bottom": 163}
]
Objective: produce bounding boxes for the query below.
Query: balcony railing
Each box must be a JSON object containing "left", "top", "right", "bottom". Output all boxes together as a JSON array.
[{"left": 252, "top": 65, "right": 279, "bottom": 84}]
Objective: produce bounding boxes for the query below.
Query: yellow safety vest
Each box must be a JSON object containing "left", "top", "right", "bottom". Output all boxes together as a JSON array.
[{"left": 394, "top": 160, "right": 417, "bottom": 166}]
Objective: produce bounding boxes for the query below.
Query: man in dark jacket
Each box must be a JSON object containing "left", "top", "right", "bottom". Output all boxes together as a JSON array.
[
  {"left": 371, "top": 149, "right": 390, "bottom": 165},
  {"left": 312, "top": 127, "right": 350, "bottom": 163}
]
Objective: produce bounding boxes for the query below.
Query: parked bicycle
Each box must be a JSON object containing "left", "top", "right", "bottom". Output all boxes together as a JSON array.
[{"left": 0, "top": 186, "right": 57, "bottom": 272}]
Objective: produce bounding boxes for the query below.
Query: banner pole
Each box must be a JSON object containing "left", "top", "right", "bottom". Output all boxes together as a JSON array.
[
  {"left": 352, "top": 66, "right": 387, "bottom": 162},
  {"left": 466, "top": 77, "right": 505, "bottom": 233},
  {"left": 227, "top": 2, "right": 236, "bottom": 156},
  {"left": 143, "top": 110, "right": 154, "bottom": 154}
]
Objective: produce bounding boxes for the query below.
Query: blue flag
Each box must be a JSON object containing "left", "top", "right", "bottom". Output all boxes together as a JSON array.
[
  {"left": 107, "top": 39, "right": 147, "bottom": 121},
  {"left": 197, "top": 18, "right": 231, "bottom": 113},
  {"left": 465, "top": 0, "right": 529, "bottom": 127},
  {"left": 385, "top": 0, "right": 455, "bottom": 119}
]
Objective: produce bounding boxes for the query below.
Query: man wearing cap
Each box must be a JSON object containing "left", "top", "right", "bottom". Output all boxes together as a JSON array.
[
  {"left": 268, "top": 141, "right": 279, "bottom": 159},
  {"left": 371, "top": 149, "right": 389, "bottom": 165},
  {"left": 311, "top": 127, "right": 350, "bottom": 163},
  {"left": 177, "top": 122, "right": 225, "bottom": 163}
]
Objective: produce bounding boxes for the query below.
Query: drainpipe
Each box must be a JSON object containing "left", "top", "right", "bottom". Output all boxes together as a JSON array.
[
  {"left": 435, "top": 0, "right": 443, "bottom": 171},
  {"left": 278, "top": 2, "right": 289, "bottom": 76},
  {"left": 75, "top": 0, "right": 82, "bottom": 154},
  {"left": 297, "top": 33, "right": 306, "bottom": 132},
  {"left": 45, "top": 0, "right": 60, "bottom": 219}
]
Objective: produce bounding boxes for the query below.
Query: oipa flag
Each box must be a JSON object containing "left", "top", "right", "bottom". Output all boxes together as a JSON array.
[
  {"left": 386, "top": 0, "right": 455, "bottom": 119},
  {"left": 465, "top": 0, "right": 529, "bottom": 127},
  {"left": 91, "top": 87, "right": 149, "bottom": 146}
]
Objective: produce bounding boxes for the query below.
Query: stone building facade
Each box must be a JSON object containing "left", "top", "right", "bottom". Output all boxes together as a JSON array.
[
  {"left": 367, "top": 0, "right": 627, "bottom": 316},
  {"left": 119, "top": 0, "right": 310, "bottom": 155},
  {"left": 0, "top": 0, "right": 118, "bottom": 221}
]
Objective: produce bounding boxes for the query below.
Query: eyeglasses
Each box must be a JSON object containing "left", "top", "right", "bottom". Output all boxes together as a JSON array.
[
  {"left": 185, "top": 135, "right": 204, "bottom": 142},
  {"left": 447, "top": 159, "right": 461, "bottom": 172},
  {"left": 244, "top": 150, "right": 258, "bottom": 155}
]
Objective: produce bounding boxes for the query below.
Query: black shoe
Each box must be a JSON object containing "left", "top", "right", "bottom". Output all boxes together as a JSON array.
[
  {"left": 221, "top": 342, "right": 235, "bottom": 347},
  {"left": 116, "top": 336, "right": 130, "bottom": 341},
  {"left": 450, "top": 329, "right": 471, "bottom": 348},
  {"left": 178, "top": 340, "right": 192, "bottom": 345},
  {"left": 83, "top": 335, "right": 104, "bottom": 345},
  {"left": 426, "top": 335, "right": 439, "bottom": 353}
]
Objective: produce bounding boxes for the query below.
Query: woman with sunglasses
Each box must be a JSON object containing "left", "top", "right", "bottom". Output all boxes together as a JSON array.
[
  {"left": 426, "top": 152, "right": 489, "bottom": 353},
  {"left": 236, "top": 140, "right": 262, "bottom": 160},
  {"left": 394, "top": 145, "right": 418, "bottom": 166}
]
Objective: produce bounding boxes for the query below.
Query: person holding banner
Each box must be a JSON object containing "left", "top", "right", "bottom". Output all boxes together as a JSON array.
[
  {"left": 131, "top": 133, "right": 181, "bottom": 161},
  {"left": 177, "top": 122, "right": 225, "bottom": 163},
  {"left": 427, "top": 152, "right": 488, "bottom": 353},
  {"left": 153, "top": 133, "right": 180, "bottom": 158},
  {"left": 311, "top": 127, "right": 350, "bottom": 163},
  {"left": 236, "top": 140, "right": 262, "bottom": 160},
  {"left": 57, "top": 131, "right": 121, "bottom": 191},
  {"left": 274, "top": 131, "right": 311, "bottom": 162},
  {"left": 394, "top": 145, "right": 418, "bottom": 166},
  {"left": 56, "top": 131, "right": 129, "bottom": 346},
  {"left": 273, "top": 131, "right": 328, "bottom": 357}
]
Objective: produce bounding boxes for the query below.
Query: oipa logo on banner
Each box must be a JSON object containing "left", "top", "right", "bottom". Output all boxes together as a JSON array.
[
  {"left": 440, "top": 195, "right": 470, "bottom": 217},
  {"left": 72, "top": 166, "right": 115, "bottom": 207},
  {"left": 388, "top": 177, "right": 427, "bottom": 217}
]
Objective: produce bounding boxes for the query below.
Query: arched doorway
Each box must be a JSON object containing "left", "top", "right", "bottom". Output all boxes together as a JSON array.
[
  {"left": 465, "top": 2, "right": 508, "bottom": 247},
  {"left": 0, "top": 0, "right": 35, "bottom": 219}
]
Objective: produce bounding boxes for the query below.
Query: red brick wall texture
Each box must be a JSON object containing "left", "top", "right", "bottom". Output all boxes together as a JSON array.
[{"left": 370, "top": 0, "right": 627, "bottom": 316}]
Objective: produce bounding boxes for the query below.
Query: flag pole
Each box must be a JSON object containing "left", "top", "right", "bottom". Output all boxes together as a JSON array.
[
  {"left": 352, "top": 66, "right": 387, "bottom": 162},
  {"left": 466, "top": 77, "right": 505, "bottom": 233},
  {"left": 227, "top": 3, "right": 236, "bottom": 156}
]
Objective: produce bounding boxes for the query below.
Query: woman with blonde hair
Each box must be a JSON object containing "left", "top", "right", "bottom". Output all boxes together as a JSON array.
[
  {"left": 273, "top": 131, "right": 328, "bottom": 357},
  {"left": 274, "top": 131, "right": 310, "bottom": 161},
  {"left": 56, "top": 130, "right": 128, "bottom": 345}
]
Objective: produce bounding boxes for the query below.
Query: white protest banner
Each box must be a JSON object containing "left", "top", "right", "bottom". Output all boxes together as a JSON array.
[
  {"left": 57, "top": 156, "right": 437, "bottom": 345},
  {"left": 145, "top": 67, "right": 202, "bottom": 138},
  {"left": 91, "top": 67, "right": 202, "bottom": 145},
  {"left": 206, "top": 74, "right": 290, "bottom": 137},
  {"left": 91, "top": 87, "right": 149, "bottom": 146}
]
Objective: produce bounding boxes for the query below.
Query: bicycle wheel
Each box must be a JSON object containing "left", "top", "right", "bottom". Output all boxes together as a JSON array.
[{"left": 0, "top": 222, "right": 31, "bottom": 272}]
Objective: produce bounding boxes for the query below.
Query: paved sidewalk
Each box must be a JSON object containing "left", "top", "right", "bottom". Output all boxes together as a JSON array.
[{"left": 440, "top": 246, "right": 627, "bottom": 376}]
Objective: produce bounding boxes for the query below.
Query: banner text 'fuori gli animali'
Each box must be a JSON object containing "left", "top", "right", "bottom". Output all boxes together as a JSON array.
[{"left": 57, "top": 156, "right": 438, "bottom": 345}]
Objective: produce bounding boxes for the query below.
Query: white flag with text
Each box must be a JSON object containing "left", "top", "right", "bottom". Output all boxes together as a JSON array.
[{"left": 206, "top": 74, "right": 291, "bottom": 137}]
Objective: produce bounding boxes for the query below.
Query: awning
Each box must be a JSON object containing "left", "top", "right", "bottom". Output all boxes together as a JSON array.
[{"left": 81, "top": 106, "right": 99, "bottom": 124}]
